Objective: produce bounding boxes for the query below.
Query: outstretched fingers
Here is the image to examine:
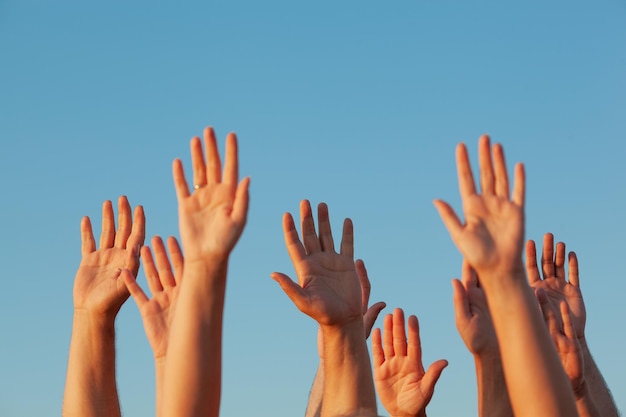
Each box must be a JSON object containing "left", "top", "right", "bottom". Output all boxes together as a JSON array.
[
  {"left": 270, "top": 272, "right": 308, "bottom": 313},
  {"left": 363, "top": 302, "right": 386, "bottom": 339},
  {"left": 153, "top": 236, "right": 176, "bottom": 288},
  {"left": 525, "top": 240, "right": 541, "bottom": 284},
  {"left": 204, "top": 127, "right": 222, "bottom": 184},
  {"left": 407, "top": 314, "right": 423, "bottom": 367},
  {"left": 372, "top": 328, "right": 384, "bottom": 367},
  {"left": 126, "top": 205, "right": 145, "bottom": 267},
  {"left": 455, "top": 142, "right": 477, "bottom": 198},
  {"left": 80, "top": 216, "right": 96, "bottom": 255},
  {"left": 392, "top": 308, "right": 408, "bottom": 357},
  {"left": 340, "top": 218, "right": 354, "bottom": 258},
  {"left": 317, "top": 203, "right": 335, "bottom": 252},
  {"left": 99, "top": 200, "right": 115, "bottom": 249},
  {"left": 281, "top": 212, "right": 307, "bottom": 270},
  {"left": 121, "top": 269, "right": 149, "bottom": 307},
  {"left": 541, "top": 233, "right": 556, "bottom": 279},
  {"left": 172, "top": 159, "right": 191, "bottom": 200},
  {"left": 555, "top": 241, "right": 567, "bottom": 280},
  {"left": 568, "top": 251, "right": 579, "bottom": 287},
  {"left": 512, "top": 162, "right": 525, "bottom": 206},
  {"left": 141, "top": 244, "right": 163, "bottom": 295},
  {"left": 190, "top": 136, "right": 207, "bottom": 189},
  {"left": 493, "top": 143, "right": 510, "bottom": 199},
  {"left": 433, "top": 199, "right": 464, "bottom": 243},
  {"left": 452, "top": 279, "right": 471, "bottom": 330},
  {"left": 300, "top": 200, "right": 320, "bottom": 254},
  {"left": 382, "top": 313, "right": 395, "bottom": 358},
  {"left": 223, "top": 132, "right": 239, "bottom": 186},
  {"left": 167, "top": 237, "right": 184, "bottom": 280},
  {"left": 356, "top": 259, "right": 371, "bottom": 313},
  {"left": 114, "top": 196, "right": 132, "bottom": 249},
  {"left": 478, "top": 135, "right": 495, "bottom": 195}
]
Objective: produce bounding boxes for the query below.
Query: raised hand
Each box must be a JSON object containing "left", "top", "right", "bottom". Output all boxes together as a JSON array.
[
  {"left": 307, "top": 259, "right": 385, "bottom": 417},
  {"left": 536, "top": 289, "right": 584, "bottom": 395},
  {"left": 434, "top": 135, "right": 525, "bottom": 282},
  {"left": 435, "top": 136, "right": 578, "bottom": 417},
  {"left": 316, "top": 259, "right": 386, "bottom": 356},
  {"left": 271, "top": 200, "right": 363, "bottom": 327},
  {"left": 73, "top": 196, "right": 145, "bottom": 319},
  {"left": 64, "top": 196, "right": 145, "bottom": 417},
  {"left": 123, "top": 236, "right": 183, "bottom": 359},
  {"left": 452, "top": 261, "right": 498, "bottom": 355},
  {"left": 372, "top": 308, "right": 448, "bottom": 417},
  {"left": 163, "top": 127, "right": 250, "bottom": 417},
  {"left": 526, "top": 234, "right": 586, "bottom": 339},
  {"left": 172, "top": 127, "right": 250, "bottom": 262}
]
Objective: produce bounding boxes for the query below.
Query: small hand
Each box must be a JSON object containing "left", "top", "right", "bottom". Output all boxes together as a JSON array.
[
  {"left": 526, "top": 233, "right": 586, "bottom": 339},
  {"left": 271, "top": 200, "right": 363, "bottom": 327},
  {"left": 73, "top": 196, "right": 145, "bottom": 320},
  {"left": 122, "top": 236, "right": 183, "bottom": 359},
  {"left": 452, "top": 261, "right": 498, "bottom": 356},
  {"left": 372, "top": 308, "right": 448, "bottom": 417},
  {"left": 536, "top": 288, "right": 584, "bottom": 396},
  {"left": 172, "top": 127, "right": 250, "bottom": 262},
  {"left": 435, "top": 135, "right": 526, "bottom": 280}
]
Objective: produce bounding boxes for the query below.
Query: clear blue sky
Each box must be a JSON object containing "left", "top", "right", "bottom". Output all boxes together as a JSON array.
[{"left": 1, "top": 1, "right": 624, "bottom": 416}]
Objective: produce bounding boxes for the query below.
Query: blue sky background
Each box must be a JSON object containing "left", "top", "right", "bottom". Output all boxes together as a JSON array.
[{"left": 1, "top": 1, "right": 624, "bottom": 416}]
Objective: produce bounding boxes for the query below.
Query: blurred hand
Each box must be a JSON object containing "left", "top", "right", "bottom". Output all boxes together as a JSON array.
[
  {"left": 435, "top": 135, "right": 525, "bottom": 282},
  {"left": 526, "top": 233, "right": 586, "bottom": 339},
  {"left": 123, "top": 236, "right": 183, "bottom": 359}
]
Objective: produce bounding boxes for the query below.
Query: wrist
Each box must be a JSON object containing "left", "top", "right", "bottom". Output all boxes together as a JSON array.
[{"left": 72, "top": 309, "right": 116, "bottom": 330}]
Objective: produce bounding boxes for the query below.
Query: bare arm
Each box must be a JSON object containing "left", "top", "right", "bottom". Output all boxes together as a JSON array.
[
  {"left": 527, "top": 234, "right": 620, "bottom": 417},
  {"left": 305, "top": 260, "right": 385, "bottom": 417},
  {"left": 162, "top": 127, "right": 250, "bottom": 417},
  {"left": 63, "top": 197, "right": 145, "bottom": 417},
  {"left": 451, "top": 261, "right": 513, "bottom": 417},
  {"left": 272, "top": 201, "right": 379, "bottom": 417},
  {"left": 435, "top": 136, "right": 577, "bottom": 417},
  {"left": 122, "top": 236, "right": 183, "bottom": 417}
]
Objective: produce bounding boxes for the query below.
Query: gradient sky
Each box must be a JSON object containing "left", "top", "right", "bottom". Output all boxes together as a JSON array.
[{"left": 1, "top": 1, "right": 625, "bottom": 416}]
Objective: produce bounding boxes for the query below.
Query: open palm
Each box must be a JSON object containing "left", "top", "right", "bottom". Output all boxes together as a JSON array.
[
  {"left": 73, "top": 197, "right": 145, "bottom": 319},
  {"left": 373, "top": 309, "right": 448, "bottom": 417}
]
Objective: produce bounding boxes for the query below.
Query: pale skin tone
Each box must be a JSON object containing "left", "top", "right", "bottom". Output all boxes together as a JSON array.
[
  {"left": 161, "top": 127, "right": 250, "bottom": 417},
  {"left": 272, "top": 200, "right": 378, "bottom": 417},
  {"left": 372, "top": 308, "right": 448, "bottom": 417},
  {"left": 451, "top": 261, "right": 513, "bottom": 417},
  {"left": 527, "top": 234, "right": 618, "bottom": 417},
  {"left": 122, "top": 235, "right": 183, "bottom": 417},
  {"left": 306, "top": 259, "right": 386, "bottom": 417},
  {"left": 434, "top": 135, "right": 578, "bottom": 417},
  {"left": 63, "top": 196, "right": 145, "bottom": 417}
]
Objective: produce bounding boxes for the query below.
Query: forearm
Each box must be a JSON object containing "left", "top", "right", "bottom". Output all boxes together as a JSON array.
[
  {"left": 320, "top": 321, "right": 378, "bottom": 417},
  {"left": 474, "top": 353, "right": 513, "bottom": 417},
  {"left": 305, "top": 363, "right": 324, "bottom": 417},
  {"left": 162, "top": 260, "right": 228, "bottom": 417},
  {"left": 63, "top": 312, "right": 121, "bottom": 417},
  {"left": 579, "top": 339, "right": 620, "bottom": 417},
  {"left": 575, "top": 382, "right": 602, "bottom": 417},
  {"left": 155, "top": 357, "right": 165, "bottom": 417},
  {"left": 483, "top": 273, "right": 577, "bottom": 417}
]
